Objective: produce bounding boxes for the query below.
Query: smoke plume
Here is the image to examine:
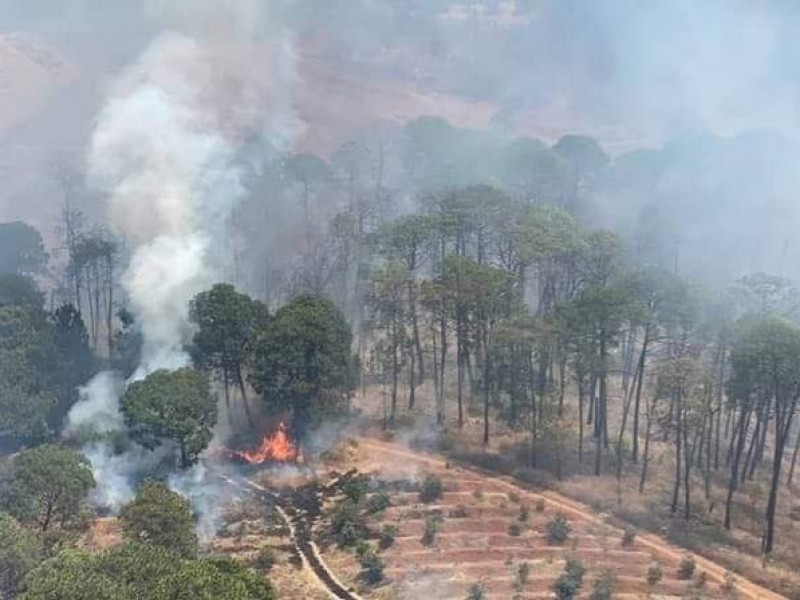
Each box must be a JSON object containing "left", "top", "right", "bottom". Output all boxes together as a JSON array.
[{"left": 66, "top": 2, "right": 298, "bottom": 512}]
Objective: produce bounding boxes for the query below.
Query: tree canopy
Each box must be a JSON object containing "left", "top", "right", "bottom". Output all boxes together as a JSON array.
[
  {"left": 1, "top": 445, "right": 95, "bottom": 533},
  {"left": 121, "top": 368, "right": 216, "bottom": 468},
  {"left": 250, "top": 294, "right": 356, "bottom": 433},
  {"left": 20, "top": 543, "right": 276, "bottom": 600},
  {"left": 119, "top": 480, "right": 198, "bottom": 558}
]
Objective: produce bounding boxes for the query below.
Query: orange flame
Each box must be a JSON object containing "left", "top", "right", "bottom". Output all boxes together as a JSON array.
[{"left": 233, "top": 422, "right": 298, "bottom": 464}]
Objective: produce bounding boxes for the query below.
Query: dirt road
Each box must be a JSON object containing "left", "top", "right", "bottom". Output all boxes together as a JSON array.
[{"left": 357, "top": 438, "right": 786, "bottom": 600}]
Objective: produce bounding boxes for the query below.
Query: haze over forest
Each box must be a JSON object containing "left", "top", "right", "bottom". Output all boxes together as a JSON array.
[
  {"left": 5, "top": 2, "right": 800, "bottom": 600},
  {"left": 2, "top": 1, "right": 800, "bottom": 288}
]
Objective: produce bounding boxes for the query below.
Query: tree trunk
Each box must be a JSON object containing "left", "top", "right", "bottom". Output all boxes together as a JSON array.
[
  {"left": 639, "top": 394, "right": 653, "bottom": 493},
  {"left": 632, "top": 326, "right": 650, "bottom": 463},
  {"left": 725, "top": 408, "right": 752, "bottom": 529},
  {"left": 787, "top": 425, "right": 800, "bottom": 487},
  {"left": 236, "top": 367, "right": 254, "bottom": 428},
  {"left": 671, "top": 392, "right": 683, "bottom": 514}
]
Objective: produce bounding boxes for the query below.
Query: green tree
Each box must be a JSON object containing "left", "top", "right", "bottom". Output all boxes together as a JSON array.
[
  {"left": 189, "top": 284, "right": 266, "bottom": 426},
  {"left": 726, "top": 317, "right": 800, "bottom": 554},
  {"left": 49, "top": 304, "right": 95, "bottom": 433},
  {"left": 3, "top": 445, "right": 94, "bottom": 533},
  {"left": 250, "top": 294, "right": 355, "bottom": 435},
  {"left": 121, "top": 368, "right": 216, "bottom": 468},
  {"left": 0, "top": 222, "right": 47, "bottom": 276},
  {"left": 21, "top": 543, "right": 276, "bottom": 600},
  {"left": 377, "top": 214, "right": 435, "bottom": 406},
  {"left": 119, "top": 481, "right": 198, "bottom": 557},
  {"left": 0, "top": 512, "right": 42, "bottom": 599},
  {"left": 21, "top": 549, "right": 125, "bottom": 600},
  {"left": 367, "top": 263, "right": 409, "bottom": 423},
  {"left": 0, "top": 275, "right": 44, "bottom": 310}
]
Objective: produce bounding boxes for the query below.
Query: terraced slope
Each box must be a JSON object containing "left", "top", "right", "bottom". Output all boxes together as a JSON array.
[{"left": 349, "top": 438, "right": 785, "bottom": 600}]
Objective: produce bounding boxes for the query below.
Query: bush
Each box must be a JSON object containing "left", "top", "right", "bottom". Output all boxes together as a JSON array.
[
  {"left": 466, "top": 582, "right": 486, "bottom": 600},
  {"left": 355, "top": 540, "right": 370, "bottom": 561},
  {"left": 621, "top": 526, "right": 636, "bottom": 547},
  {"left": 419, "top": 475, "right": 444, "bottom": 503},
  {"left": 547, "top": 514, "right": 571, "bottom": 545},
  {"left": 646, "top": 562, "right": 662, "bottom": 586},
  {"left": 421, "top": 513, "right": 442, "bottom": 546},
  {"left": 342, "top": 474, "right": 371, "bottom": 503},
  {"left": 365, "top": 491, "right": 391, "bottom": 515},
  {"left": 508, "top": 491, "right": 520, "bottom": 503},
  {"left": 589, "top": 569, "right": 617, "bottom": 600},
  {"left": 517, "top": 561, "right": 531, "bottom": 586},
  {"left": 508, "top": 522, "right": 523, "bottom": 537},
  {"left": 378, "top": 524, "right": 397, "bottom": 550},
  {"left": 693, "top": 571, "right": 708, "bottom": 589},
  {"left": 535, "top": 498, "right": 546, "bottom": 512},
  {"left": 565, "top": 557, "right": 586, "bottom": 582},
  {"left": 553, "top": 557, "right": 586, "bottom": 600},
  {"left": 448, "top": 505, "right": 469, "bottom": 518},
  {"left": 722, "top": 571, "right": 738, "bottom": 599},
  {"left": 472, "top": 489, "right": 484, "bottom": 500},
  {"left": 359, "top": 548, "right": 384, "bottom": 584},
  {"left": 518, "top": 504, "right": 530, "bottom": 522},
  {"left": 678, "top": 555, "right": 696, "bottom": 580},
  {"left": 255, "top": 547, "right": 276, "bottom": 572},
  {"left": 331, "top": 501, "right": 365, "bottom": 548}
]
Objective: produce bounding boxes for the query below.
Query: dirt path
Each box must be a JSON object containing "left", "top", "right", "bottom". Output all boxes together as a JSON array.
[
  {"left": 216, "top": 472, "right": 365, "bottom": 600},
  {"left": 358, "top": 438, "right": 786, "bottom": 600}
]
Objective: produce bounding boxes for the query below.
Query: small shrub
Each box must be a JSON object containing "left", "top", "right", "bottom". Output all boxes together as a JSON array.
[
  {"left": 518, "top": 504, "right": 530, "bottom": 522},
  {"left": 255, "top": 547, "right": 275, "bottom": 572},
  {"left": 448, "top": 505, "right": 469, "bottom": 518},
  {"left": 342, "top": 474, "right": 371, "bottom": 503},
  {"left": 678, "top": 555, "right": 696, "bottom": 580},
  {"left": 472, "top": 489, "right": 484, "bottom": 500},
  {"left": 508, "top": 522, "right": 523, "bottom": 537},
  {"left": 331, "top": 500, "right": 366, "bottom": 548},
  {"left": 535, "top": 498, "right": 546, "bottom": 512},
  {"left": 517, "top": 561, "right": 531, "bottom": 586},
  {"left": 721, "top": 571, "right": 738, "bottom": 599},
  {"left": 508, "top": 491, "right": 521, "bottom": 503},
  {"left": 553, "top": 557, "right": 586, "bottom": 600},
  {"left": 565, "top": 556, "right": 586, "bottom": 582},
  {"left": 365, "top": 491, "right": 391, "bottom": 515},
  {"left": 419, "top": 475, "right": 444, "bottom": 503},
  {"left": 466, "top": 582, "right": 486, "bottom": 600},
  {"left": 589, "top": 569, "right": 617, "bottom": 600},
  {"left": 355, "top": 540, "right": 370, "bottom": 561},
  {"left": 554, "top": 576, "right": 580, "bottom": 600},
  {"left": 359, "top": 548, "right": 384, "bottom": 584},
  {"left": 646, "top": 562, "right": 662, "bottom": 586},
  {"left": 378, "top": 524, "right": 397, "bottom": 550},
  {"left": 547, "top": 514, "right": 571, "bottom": 545},
  {"left": 693, "top": 571, "right": 708, "bottom": 589},
  {"left": 421, "top": 513, "right": 441, "bottom": 546},
  {"left": 621, "top": 526, "right": 636, "bottom": 547}
]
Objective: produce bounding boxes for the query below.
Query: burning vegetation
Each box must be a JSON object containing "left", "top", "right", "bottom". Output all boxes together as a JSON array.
[{"left": 232, "top": 422, "right": 300, "bottom": 465}]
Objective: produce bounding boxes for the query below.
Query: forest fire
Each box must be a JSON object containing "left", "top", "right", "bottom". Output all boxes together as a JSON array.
[{"left": 232, "top": 422, "right": 299, "bottom": 465}]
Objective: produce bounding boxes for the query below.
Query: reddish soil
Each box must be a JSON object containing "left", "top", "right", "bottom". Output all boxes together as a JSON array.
[{"left": 341, "top": 437, "right": 786, "bottom": 600}]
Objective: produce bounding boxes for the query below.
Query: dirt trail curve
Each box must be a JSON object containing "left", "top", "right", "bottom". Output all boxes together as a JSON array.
[
  {"left": 216, "top": 473, "right": 365, "bottom": 600},
  {"left": 358, "top": 438, "right": 786, "bottom": 600}
]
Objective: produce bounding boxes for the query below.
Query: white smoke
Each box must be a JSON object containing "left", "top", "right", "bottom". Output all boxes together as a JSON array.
[
  {"left": 66, "top": 3, "right": 299, "bottom": 514},
  {"left": 65, "top": 372, "right": 124, "bottom": 436}
]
